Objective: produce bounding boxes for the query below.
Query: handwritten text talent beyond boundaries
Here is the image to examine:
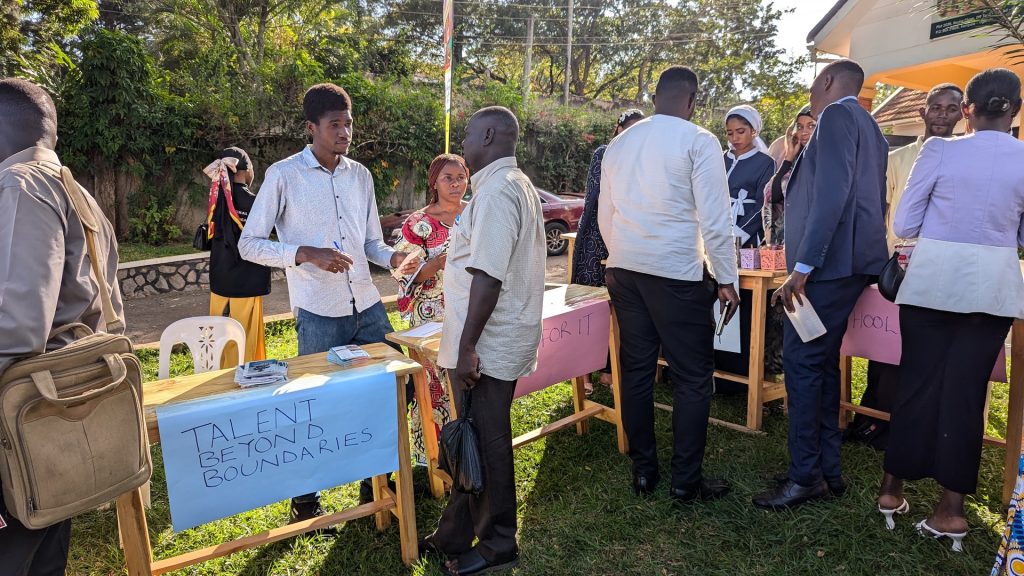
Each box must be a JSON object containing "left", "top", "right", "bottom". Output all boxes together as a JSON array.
[{"left": 179, "top": 398, "right": 375, "bottom": 487}]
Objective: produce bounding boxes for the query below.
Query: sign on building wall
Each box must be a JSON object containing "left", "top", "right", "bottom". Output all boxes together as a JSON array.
[{"left": 930, "top": 1, "right": 996, "bottom": 40}]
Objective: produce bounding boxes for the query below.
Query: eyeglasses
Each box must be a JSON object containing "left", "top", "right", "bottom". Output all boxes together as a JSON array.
[{"left": 438, "top": 175, "right": 468, "bottom": 185}]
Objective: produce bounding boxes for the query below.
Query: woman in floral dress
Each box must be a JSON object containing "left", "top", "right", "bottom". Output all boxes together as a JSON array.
[{"left": 395, "top": 154, "right": 469, "bottom": 465}]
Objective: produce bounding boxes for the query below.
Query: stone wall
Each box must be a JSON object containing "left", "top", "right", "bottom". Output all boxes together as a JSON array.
[{"left": 117, "top": 253, "right": 283, "bottom": 299}]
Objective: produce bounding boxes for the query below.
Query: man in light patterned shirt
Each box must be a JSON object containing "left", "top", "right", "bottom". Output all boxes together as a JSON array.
[
  {"left": 239, "top": 83, "right": 420, "bottom": 523},
  {"left": 424, "top": 107, "right": 545, "bottom": 576}
]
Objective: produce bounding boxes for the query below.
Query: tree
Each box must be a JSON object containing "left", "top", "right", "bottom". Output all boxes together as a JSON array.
[
  {"left": 959, "top": 0, "right": 1024, "bottom": 64},
  {"left": 58, "top": 28, "right": 197, "bottom": 238},
  {"left": 0, "top": 0, "right": 98, "bottom": 76},
  {"left": 382, "top": 0, "right": 802, "bottom": 110}
]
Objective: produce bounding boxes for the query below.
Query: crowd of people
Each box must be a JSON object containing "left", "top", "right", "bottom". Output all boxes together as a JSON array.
[{"left": 1, "top": 54, "right": 1024, "bottom": 574}]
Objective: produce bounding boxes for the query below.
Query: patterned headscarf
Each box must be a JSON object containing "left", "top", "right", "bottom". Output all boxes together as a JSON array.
[{"left": 203, "top": 152, "right": 245, "bottom": 240}]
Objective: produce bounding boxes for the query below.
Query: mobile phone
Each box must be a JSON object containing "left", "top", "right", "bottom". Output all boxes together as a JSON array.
[{"left": 716, "top": 302, "right": 732, "bottom": 336}]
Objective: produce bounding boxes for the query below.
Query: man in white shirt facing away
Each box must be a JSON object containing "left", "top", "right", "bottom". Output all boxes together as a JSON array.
[
  {"left": 599, "top": 65, "right": 740, "bottom": 504},
  {"left": 239, "top": 83, "right": 420, "bottom": 523}
]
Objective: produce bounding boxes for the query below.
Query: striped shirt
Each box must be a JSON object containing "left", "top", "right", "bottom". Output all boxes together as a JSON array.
[
  {"left": 239, "top": 146, "right": 394, "bottom": 317},
  {"left": 437, "top": 157, "right": 546, "bottom": 381}
]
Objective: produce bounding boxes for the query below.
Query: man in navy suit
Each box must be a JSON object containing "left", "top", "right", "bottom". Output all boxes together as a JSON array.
[{"left": 753, "top": 60, "right": 889, "bottom": 510}]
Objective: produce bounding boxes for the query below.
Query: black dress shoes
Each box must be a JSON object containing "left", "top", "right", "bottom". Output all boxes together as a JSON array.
[
  {"left": 824, "top": 476, "right": 847, "bottom": 498},
  {"left": 290, "top": 499, "right": 326, "bottom": 523},
  {"left": 443, "top": 547, "right": 519, "bottom": 576},
  {"left": 632, "top": 472, "right": 659, "bottom": 496},
  {"left": 753, "top": 479, "right": 830, "bottom": 510},
  {"left": 288, "top": 500, "right": 336, "bottom": 535},
  {"left": 771, "top": 472, "right": 847, "bottom": 498},
  {"left": 418, "top": 534, "right": 445, "bottom": 560},
  {"left": 669, "top": 477, "right": 731, "bottom": 504}
]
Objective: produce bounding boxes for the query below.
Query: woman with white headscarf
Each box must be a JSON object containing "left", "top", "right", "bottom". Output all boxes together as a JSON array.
[
  {"left": 714, "top": 105, "right": 780, "bottom": 391},
  {"left": 723, "top": 104, "right": 775, "bottom": 248}
]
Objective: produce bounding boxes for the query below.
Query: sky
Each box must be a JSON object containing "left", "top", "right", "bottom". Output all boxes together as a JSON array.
[{"left": 771, "top": 0, "right": 838, "bottom": 83}]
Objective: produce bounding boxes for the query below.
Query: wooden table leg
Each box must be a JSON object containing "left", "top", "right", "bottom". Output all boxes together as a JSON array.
[
  {"left": 393, "top": 374, "right": 419, "bottom": 566},
  {"left": 839, "top": 356, "right": 853, "bottom": 429},
  {"left": 116, "top": 487, "right": 153, "bottom": 576},
  {"left": 1004, "top": 320, "right": 1024, "bottom": 505},
  {"left": 745, "top": 279, "right": 767, "bottom": 431},
  {"left": 372, "top": 475, "right": 392, "bottom": 530},
  {"left": 572, "top": 375, "right": 590, "bottom": 435},
  {"left": 609, "top": 305, "right": 628, "bottom": 454},
  {"left": 409, "top": 349, "right": 445, "bottom": 499},
  {"left": 565, "top": 235, "right": 575, "bottom": 283}
]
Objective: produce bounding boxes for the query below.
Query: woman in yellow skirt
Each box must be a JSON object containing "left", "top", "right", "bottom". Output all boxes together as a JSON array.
[{"left": 204, "top": 147, "right": 271, "bottom": 366}]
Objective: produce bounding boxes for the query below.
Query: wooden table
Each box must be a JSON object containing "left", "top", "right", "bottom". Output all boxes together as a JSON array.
[
  {"left": 564, "top": 232, "right": 578, "bottom": 279},
  {"left": 387, "top": 284, "right": 628, "bottom": 499},
  {"left": 839, "top": 321, "right": 1024, "bottom": 506},
  {"left": 118, "top": 344, "right": 423, "bottom": 575},
  {"left": 696, "top": 268, "right": 788, "bottom": 434},
  {"left": 564, "top": 233, "right": 787, "bottom": 434}
]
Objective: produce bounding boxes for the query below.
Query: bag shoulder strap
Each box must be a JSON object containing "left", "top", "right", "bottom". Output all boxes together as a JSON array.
[{"left": 57, "top": 166, "right": 124, "bottom": 334}]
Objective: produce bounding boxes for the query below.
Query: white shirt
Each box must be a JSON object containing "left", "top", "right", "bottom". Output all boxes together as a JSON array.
[
  {"left": 239, "top": 146, "right": 394, "bottom": 317},
  {"left": 437, "top": 158, "right": 546, "bottom": 381},
  {"left": 598, "top": 114, "right": 738, "bottom": 285}
]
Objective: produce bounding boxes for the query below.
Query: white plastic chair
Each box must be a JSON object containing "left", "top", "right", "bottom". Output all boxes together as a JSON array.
[{"left": 158, "top": 316, "right": 247, "bottom": 379}]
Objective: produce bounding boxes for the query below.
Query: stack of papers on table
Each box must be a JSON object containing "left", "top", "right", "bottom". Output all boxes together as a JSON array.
[
  {"left": 328, "top": 345, "right": 371, "bottom": 366},
  {"left": 234, "top": 360, "right": 288, "bottom": 388},
  {"left": 403, "top": 321, "right": 443, "bottom": 338}
]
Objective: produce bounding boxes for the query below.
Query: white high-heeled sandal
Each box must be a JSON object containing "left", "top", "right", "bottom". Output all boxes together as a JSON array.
[
  {"left": 915, "top": 519, "right": 967, "bottom": 552},
  {"left": 878, "top": 498, "right": 909, "bottom": 530}
]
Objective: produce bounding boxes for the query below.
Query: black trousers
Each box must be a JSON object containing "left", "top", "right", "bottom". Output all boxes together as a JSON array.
[
  {"left": 433, "top": 374, "right": 518, "bottom": 563},
  {"left": 0, "top": 506, "right": 70, "bottom": 576},
  {"left": 783, "top": 275, "right": 869, "bottom": 486},
  {"left": 605, "top": 267, "right": 717, "bottom": 488},
  {"left": 884, "top": 305, "right": 1012, "bottom": 494}
]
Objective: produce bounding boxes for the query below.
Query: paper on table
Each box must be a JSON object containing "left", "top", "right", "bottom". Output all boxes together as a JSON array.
[
  {"left": 783, "top": 296, "right": 827, "bottom": 343},
  {"left": 403, "top": 321, "right": 443, "bottom": 338}
]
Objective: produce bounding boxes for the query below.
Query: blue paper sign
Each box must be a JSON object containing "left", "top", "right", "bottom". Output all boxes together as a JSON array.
[{"left": 156, "top": 364, "right": 398, "bottom": 531}]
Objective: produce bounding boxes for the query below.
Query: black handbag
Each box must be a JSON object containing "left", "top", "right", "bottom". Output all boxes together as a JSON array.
[
  {"left": 193, "top": 223, "right": 211, "bottom": 251},
  {"left": 877, "top": 251, "right": 904, "bottom": 303},
  {"left": 438, "top": 390, "right": 484, "bottom": 495}
]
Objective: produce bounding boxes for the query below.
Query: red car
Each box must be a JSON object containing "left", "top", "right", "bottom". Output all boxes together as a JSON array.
[{"left": 379, "top": 188, "right": 584, "bottom": 256}]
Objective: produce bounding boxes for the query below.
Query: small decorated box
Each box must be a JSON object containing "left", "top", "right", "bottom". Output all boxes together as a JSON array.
[
  {"left": 739, "top": 247, "right": 761, "bottom": 270},
  {"left": 759, "top": 246, "right": 787, "bottom": 270}
]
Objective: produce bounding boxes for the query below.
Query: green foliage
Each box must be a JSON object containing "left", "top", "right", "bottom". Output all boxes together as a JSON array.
[
  {"left": 8, "top": 0, "right": 809, "bottom": 231},
  {"left": 57, "top": 28, "right": 204, "bottom": 219},
  {"left": 119, "top": 242, "right": 196, "bottom": 262},
  {"left": 340, "top": 73, "right": 444, "bottom": 202},
  {"left": 517, "top": 105, "right": 614, "bottom": 194},
  {"left": 756, "top": 88, "right": 811, "bottom": 148},
  {"left": 962, "top": 0, "right": 1024, "bottom": 64},
  {"left": 128, "top": 198, "right": 182, "bottom": 244},
  {"left": 59, "top": 29, "right": 157, "bottom": 163},
  {"left": 0, "top": 0, "right": 98, "bottom": 76}
]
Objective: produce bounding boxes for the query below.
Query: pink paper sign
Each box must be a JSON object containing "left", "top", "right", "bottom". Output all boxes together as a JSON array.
[
  {"left": 514, "top": 298, "right": 611, "bottom": 398},
  {"left": 840, "top": 285, "right": 1008, "bottom": 383}
]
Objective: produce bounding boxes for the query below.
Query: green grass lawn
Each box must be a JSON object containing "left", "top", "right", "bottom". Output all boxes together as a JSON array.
[
  {"left": 119, "top": 242, "right": 200, "bottom": 264},
  {"left": 67, "top": 316, "right": 1012, "bottom": 575}
]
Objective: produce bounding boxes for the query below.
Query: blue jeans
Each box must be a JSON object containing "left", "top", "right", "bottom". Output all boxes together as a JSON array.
[
  {"left": 296, "top": 301, "right": 396, "bottom": 356},
  {"left": 292, "top": 301, "right": 400, "bottom": 507}
]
